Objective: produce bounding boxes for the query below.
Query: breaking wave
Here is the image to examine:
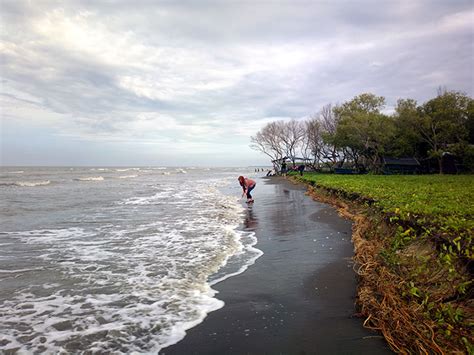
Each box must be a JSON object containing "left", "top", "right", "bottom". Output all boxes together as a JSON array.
[
  {"left": 0, "top": 180, "right": 51, "bottom": 187},
  {"left": 74, "top": 176, "right": 104, "bottom": 181}
]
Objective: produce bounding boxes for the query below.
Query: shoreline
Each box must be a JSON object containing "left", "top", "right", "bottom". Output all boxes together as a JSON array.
[{"left": 162, "top": 176, "right": 391, "bottom": 354}]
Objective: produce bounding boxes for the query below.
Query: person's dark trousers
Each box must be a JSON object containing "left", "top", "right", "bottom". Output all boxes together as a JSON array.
[{"left": 246, "top": 184, "right": 255, "bottom": 199}]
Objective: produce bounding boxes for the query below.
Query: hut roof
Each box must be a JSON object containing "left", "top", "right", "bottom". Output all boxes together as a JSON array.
[
  {"left": 271, "top": 156, "right": 311, "bottom": 163},
  {"left": 383, "top": 157, "right": 420, "bottom": 166}
]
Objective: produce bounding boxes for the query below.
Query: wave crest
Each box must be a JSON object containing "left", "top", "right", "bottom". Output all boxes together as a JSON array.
[
  {"left": 0, "top": 180, "right": 51, "bottom": 187},
  {"left": 75, "top": 176, "right": 104, "bottom": 181}
]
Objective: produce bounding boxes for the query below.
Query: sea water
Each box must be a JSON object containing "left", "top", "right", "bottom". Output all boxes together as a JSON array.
[{"left": 0, "top": 167, "right": 263, "bottom": 353}]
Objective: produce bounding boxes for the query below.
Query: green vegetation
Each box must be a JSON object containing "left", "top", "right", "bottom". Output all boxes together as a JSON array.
[
  {"left": 298, "top": 173, "right": 474, "bottom": 229},
  {"left": 292, "top": 172, "right": 474, "bottom": 353}
]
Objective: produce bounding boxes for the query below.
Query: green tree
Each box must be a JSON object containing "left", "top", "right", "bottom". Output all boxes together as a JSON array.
[
  {"left": 333, "top": 93, "right": 394, "bottom": 173},
  {"left": 418, "top": 91, "right": 473, "bottom": 173},
  {"left": 467, "top": 99, "right": 474, "bottom": 144},
  {"left": 390, "top": 98, "right": 426, "bottom": 158}
]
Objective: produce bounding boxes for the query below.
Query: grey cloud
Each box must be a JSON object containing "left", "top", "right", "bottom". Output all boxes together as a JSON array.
[
  {"left": 63, "top": 0, "right": 473, "bottom": 45},
  {"left": 1, "top": 0, "right": 473, "bottom": 165}
]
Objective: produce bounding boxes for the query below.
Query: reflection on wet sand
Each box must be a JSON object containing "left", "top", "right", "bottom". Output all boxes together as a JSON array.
[{"left": 244, "top": 206, "right": 258, "bottom": 231}]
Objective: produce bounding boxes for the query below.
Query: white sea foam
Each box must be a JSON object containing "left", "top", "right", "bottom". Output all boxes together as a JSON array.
[
  {"left": 118, "top": 175, "right": 138, "bottom": 179},
  {"left": 115, "top": 168, "right": 140, "bottom": 172},
  {"left": 0, "top": 180, "right": 51, "bottom": 187},
  {"left": 0, "top": 267, "right": 45, "bottom": 273},
  {"left": 7, "top": 170, "right": 24, "bottom": 174},
  {"left": 75, "top": 176, "right": 104, "bottom": 181},
  {"left": 209, "top": 230, "right": 263, "bottom": 286},
  {"left": 176, "top": 168, "right": 187, "bottom": 174},
  {"left": 119, "top": 187, "right": 175, "bottom": 205},
  {"left": 0, "top": 173, "right": 263, "bottom": 353}
]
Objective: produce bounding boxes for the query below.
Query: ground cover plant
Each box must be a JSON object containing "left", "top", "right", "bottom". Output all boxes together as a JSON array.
[{"left": 292, "top": 173, "right": 473, "bottom": 353}]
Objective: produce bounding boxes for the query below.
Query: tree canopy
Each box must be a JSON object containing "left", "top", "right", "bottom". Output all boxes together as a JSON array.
[{"left": 250, "top": 90, "right": 474, "bottom": 173}]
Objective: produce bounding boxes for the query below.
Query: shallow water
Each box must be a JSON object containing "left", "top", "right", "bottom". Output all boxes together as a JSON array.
[{"left": 0, "top": 167, "right": 262, "bottom": 353}]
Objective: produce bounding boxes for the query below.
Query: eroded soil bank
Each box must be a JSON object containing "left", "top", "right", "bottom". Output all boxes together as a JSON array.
[{"left": 299, "top": 178, "right": 472, "bottom": 354}]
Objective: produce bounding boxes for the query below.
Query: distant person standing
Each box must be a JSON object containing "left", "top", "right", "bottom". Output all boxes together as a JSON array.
[
  {"left": 281, "top": 161, "right": 287, "bottom": 176},
  {"left": 298, "top": 164, "right": 305, "bottom": 176},
  {"left": 238, "top": 176, "right": 256, "bottom": 203}
]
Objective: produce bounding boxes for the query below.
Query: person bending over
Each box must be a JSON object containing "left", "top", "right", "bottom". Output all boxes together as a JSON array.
[{"left": 238, "top": 176, "right": 256, "bottom": 203}]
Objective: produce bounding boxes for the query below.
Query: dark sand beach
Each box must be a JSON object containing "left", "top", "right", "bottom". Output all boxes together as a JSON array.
[{"left": 163, "top": 177, "right": 392, "bottom": 354}]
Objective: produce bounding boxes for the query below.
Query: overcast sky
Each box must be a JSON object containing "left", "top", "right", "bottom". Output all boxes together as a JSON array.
[{"left": 1, "top": 0, "right": 473, "bottom": 166}]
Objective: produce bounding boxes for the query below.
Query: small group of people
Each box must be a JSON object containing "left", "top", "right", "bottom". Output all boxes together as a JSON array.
[{"left": 281, "top": 161, "right": 305, "bottom": 176}]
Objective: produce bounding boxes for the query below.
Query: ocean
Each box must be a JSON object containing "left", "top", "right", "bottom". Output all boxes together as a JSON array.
[{"left": 0, "top": 167, "right": 263, "bottom": 353}]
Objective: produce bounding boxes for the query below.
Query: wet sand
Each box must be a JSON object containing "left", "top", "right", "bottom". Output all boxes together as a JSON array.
[{"left": 162, "top": 177, "right": 391, "bottom": 354}]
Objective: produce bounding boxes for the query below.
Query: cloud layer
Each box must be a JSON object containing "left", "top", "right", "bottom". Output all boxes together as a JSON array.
[{"left": 1, "top": 0, "right": 473, "bottom": 165}]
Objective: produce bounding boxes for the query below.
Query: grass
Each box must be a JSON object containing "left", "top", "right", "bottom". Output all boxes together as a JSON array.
[
  {"left": 294, "top": 173, "right": 474, "bottom": 258},
  {"left": 291, "top": 172, "right": 474, "bottom": 353},
  {"left": 295, "top": 174, "right": 473, "bottom": 226}
]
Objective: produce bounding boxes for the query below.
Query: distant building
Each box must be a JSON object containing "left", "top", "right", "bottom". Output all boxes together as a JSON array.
[
  {"left": 334, "top": 167, "right": 355, "bottom": 174},
  {"left": 382, "top": 157, "right": 421, "bottom": 174}
]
